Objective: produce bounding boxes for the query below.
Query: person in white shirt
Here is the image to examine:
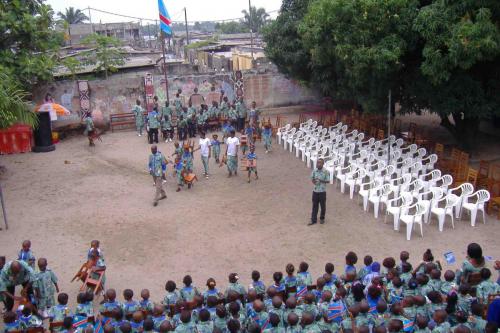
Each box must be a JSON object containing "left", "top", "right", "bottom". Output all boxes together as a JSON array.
[
  {"left": 225, "top": 130, "right": 240, "bottom": 177},
  {"left": 196, "top": 131, "right": 211, "bottom": 178}
]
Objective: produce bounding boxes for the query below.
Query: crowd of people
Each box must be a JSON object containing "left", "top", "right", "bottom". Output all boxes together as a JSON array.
[
  {"left": 2, "top": 240, "right": 500, "bottom": 333},
  {"left": 143, "top": 90, "right": 273, "bottom": 206}
]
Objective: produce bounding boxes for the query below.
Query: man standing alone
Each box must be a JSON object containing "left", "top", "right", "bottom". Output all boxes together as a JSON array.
[
  {"left": 149, "top": 145, "right": 167, "bottom": 206},
  {"left": 308, "top": 158, "right": 329, "bottom": 225}
]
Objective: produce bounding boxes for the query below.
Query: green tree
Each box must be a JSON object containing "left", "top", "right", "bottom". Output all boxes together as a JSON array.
[
  {"left": 57, "top": 7, "right": 89, "bottom": 24},
  {"left": 82, "top": 34, "right": 126, "bottom": 79},
  {"left": 215, "top": 21, "right": 249, "bottom": 34},
  {"left": 0, "top": 0, "right": 63, "bottom": 89},
  {"left": 0, "top": 72, "right": 38, "bottom": 129},
  {"left": 266, "top": 0, "right": 500, "bottom": 148},
  {"left": 242, "top": 6, "right": 269, "bottom": 33},
  {"left": 411, "top": 0, "right": 500, "bottom": 148},
  {"left": 263, "top": 0, "right": 312, "bottom": 83},
  {"left": 60, "top": 57, "right": 83, "bottom": 80}
]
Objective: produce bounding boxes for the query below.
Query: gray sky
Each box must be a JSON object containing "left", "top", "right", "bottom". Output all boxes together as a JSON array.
[{"left": 47, "top": 0, "right": 282, "bottom": 24}]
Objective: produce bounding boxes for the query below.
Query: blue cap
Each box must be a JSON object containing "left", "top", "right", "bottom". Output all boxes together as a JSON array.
[{"left": 371, "top": 262, "right": 381, "bottom": 273}]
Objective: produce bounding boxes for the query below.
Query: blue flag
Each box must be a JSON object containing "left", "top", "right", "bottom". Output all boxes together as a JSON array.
[{"left": 158, "top": 0, "right": 172, "bottom": 35}]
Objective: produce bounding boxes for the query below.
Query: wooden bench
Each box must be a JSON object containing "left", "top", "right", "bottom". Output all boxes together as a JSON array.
[{"left": 110, "top": 112, "right": 147, "bottom": 132}]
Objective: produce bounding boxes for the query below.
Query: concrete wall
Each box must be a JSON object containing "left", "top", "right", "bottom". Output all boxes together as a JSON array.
[{"left": 34, "top": 70, "right": 318, "bottom": 127}]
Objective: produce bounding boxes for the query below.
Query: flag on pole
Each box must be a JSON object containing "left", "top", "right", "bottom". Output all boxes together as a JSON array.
[{"left": 158, "top": 0, "right": 172, "bottom": 35}]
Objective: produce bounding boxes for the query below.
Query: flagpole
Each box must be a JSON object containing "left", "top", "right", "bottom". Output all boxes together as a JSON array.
[{"left": 161, "top": 31, "right": 170, "bottom": 103}]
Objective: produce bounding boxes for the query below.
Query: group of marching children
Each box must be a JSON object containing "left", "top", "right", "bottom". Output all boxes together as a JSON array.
[
  {"left": 5, "top": 244, "right": 500, "bottom": 333},
  {"left": 140, "top": 90, "right": 273, "bottom": 188}
]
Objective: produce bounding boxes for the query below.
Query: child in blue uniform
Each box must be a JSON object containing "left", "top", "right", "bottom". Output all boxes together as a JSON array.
[
  {"left": 18, "top": 240, "right": 35, "bottom": 268},
  {"left": 262, "top": 123, "right": 272, "bottom": 153},
  {"left": 246, "top": 146, "right": 258, "bottom": 183},
  {"left": 211, "top": 134, "right": 221, "bottom": 164}
]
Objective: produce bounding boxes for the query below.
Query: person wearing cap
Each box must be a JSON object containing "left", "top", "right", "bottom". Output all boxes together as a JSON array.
[
  {"left": 363, "top": 262, "right": 381, "bottom": 286},
  {"left": 224, "top": 273, "right": 247, "bottom": 298}
]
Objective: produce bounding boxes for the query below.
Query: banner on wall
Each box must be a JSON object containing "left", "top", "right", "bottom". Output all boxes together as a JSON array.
[
  {"left": 144, "top": 73, "right": 155, "bottom": 112},
  {"left": 77, "top": 80, "right": 90, "bottom": 118}
]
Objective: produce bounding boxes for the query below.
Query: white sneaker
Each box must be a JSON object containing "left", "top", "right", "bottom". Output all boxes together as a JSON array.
[
  {"left": 169, "top": 139, "right": 173, "bottom": 142},
  {"left": 162, "top": 180, "right": 167, "bottom": 184},
  {"left": 265, "top": 150, "right": 269, "bottom": 154},
  {"left": 165, "top": 139, "right": 169, "bottom": 143},
  {"left": 138, "top": 134, "right": 142, "bottom": 137}
]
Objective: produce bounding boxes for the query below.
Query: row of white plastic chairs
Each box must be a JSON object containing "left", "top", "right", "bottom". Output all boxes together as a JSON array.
[{"left": 277, "top": 119, "right": 490, "bottom": 240}]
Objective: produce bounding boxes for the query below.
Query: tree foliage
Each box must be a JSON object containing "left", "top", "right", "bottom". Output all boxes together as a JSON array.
[
  {"left": 57, "top": 7, "right": 89, "bottom": 24},
  {"left": 0, "top": 0, "right": 63, "bottom": 89},
  {"left": 263, "top": 0, "right": 312, "bottom": 83},
  {"left": 0, "top": 73, "right": 38, "bottom": 129},
  {"left": 82, "top": 34, "right": 126, "bottom": 79},
  {"left": 215, "top": 21, "right": 249, "bottom": 34},
  {"left": 265, "top": 0, "right": 500, "bottom": 148},
  {"left": 60, "top": 57, "right": 83, "bottom": 80},
  {"left": 242, "top": 6, "right": 269, "bottom": 33}
]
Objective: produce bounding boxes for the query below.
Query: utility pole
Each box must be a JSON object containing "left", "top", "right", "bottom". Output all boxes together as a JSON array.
[
  {"left": 184, "top": 8, "right": 189, "bottom": 45},
  {"left": 161, "top": 31, "right": 170, "bottom": 103},
  {"left": 387, "top": 89, "right": 392, "bottom": 166},
  {"left": 147, "top": 23, "right": 152, "bottom": 48},
  {"left": 249, "top": 0, "right": 254, "bottom": 62},
  {"left": 88, "top": 7, "right": 93, "bottom": 33}
]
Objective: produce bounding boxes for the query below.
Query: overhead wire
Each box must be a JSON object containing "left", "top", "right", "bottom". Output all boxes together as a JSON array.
[{"left": 87, "top": 6, "right": 278, "bottom": 24}]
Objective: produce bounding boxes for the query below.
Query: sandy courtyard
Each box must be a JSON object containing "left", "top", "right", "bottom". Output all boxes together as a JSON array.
[{"left": 0, "top": 130, "right": 499, "bottom": 305}]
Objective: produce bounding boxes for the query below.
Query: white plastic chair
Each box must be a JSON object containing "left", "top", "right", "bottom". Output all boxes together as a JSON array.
[
  {"left": 401, "top": 179, "right": 425, "bottom": 199},
  {"left": 345, "top": 168, "right": 367, "bottom": 199},
  {"left": 417, "top": 188, "right": 444, "bottom": 224},
  {"left": 367, "top": 183, "right": 393, "bottom": 218},
  {"left": 400, "top": 203, "right": 426, "bottom": 240},
  {"left": 462, "top": 190, "right": 490, "bottom": 226},
  {"left": 447, "top": 182, "right": 474, "bottom": 219},
  {"left": 284, "top": 131, "right": 304, "bottom": 153},
  {"left": 430, "top": 174, "right": 453, "bottom": 194},
  {"left": 386, "top": 193, "right": 414, "bottom": 230},
  {"left": 389, "top": 174, "right": 412, "bottom": 197},
  {"left": 298, "top": 137, "right": 316, "bottom": 161},
  {"left": 282, "top": 127, "right": 297, "bottom": 150},
  {"left": 430, "top": 194, "right": 459, "bottom": 231},
  {"left": 336, "top": 165, "right": 356, "bottom": 193},
  {"left": 422, "top": 154, "right": 438, "bottom": 171},
  {"left": 277, "top": 124, "right": 291, "bottom": 145},
  {"left": 419, "top": 169, "right": 442, "bottom": 191},
  {"left": 299, "top": 119, "right": 313, "bottom": 130},
  {"left": 324, "top": 156, "right": 342, "bottom": 185},
  {"left": 310, "top": 146, "right": 329, "bottom": 169},
  {"left": 375, "top": 165, "right": 396, "bottom": 184},
  {"left": 359, "top": 179, "right": 381, "bottom": 211}
]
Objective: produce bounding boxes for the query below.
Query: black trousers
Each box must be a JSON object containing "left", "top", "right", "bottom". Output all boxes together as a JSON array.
[
  {"left": 311, "top": 191, "right": 326, "bottom": 223},
  {"left": 188, "top": 123, "right": 196, "bottom": 137},
  {"left": 237, "top": 117, "right": 245, "bottom": 131},
  {"left": 178, "top": 128, "right": 186, "bottom": 141},
  {"left": 148, "top": 128, "right": 159, "bottom": 144},
  {"left": 4, "top": 283, "right": 33, "bottom": 311}
]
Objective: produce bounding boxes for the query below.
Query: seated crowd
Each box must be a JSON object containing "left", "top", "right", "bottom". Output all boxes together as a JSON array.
[{"left": 1, "top": 241, "right": 500, "bottom": 333}]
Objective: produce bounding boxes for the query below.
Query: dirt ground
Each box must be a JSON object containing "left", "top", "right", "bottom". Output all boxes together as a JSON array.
[{"left": 0, "top": 124, "right": 499, "bottom": 307}]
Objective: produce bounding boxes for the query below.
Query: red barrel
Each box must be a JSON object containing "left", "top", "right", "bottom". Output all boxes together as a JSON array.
[{"left": 0, "top": 124, "right": 33, "bottom": 154}]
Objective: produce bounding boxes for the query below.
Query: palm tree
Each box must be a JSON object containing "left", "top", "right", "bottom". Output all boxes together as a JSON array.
[
  {"left": 57, "top": 7, "right": 89, "bottom": 24},
  {"left": 242, "top": 6, "right": 269, "bottom": 33},
  {"left": 0, "top": 73, "right": 38, "bottom": 129},
  {"left": 58, "top": 7, "right": 89, "bottom": 45}
]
